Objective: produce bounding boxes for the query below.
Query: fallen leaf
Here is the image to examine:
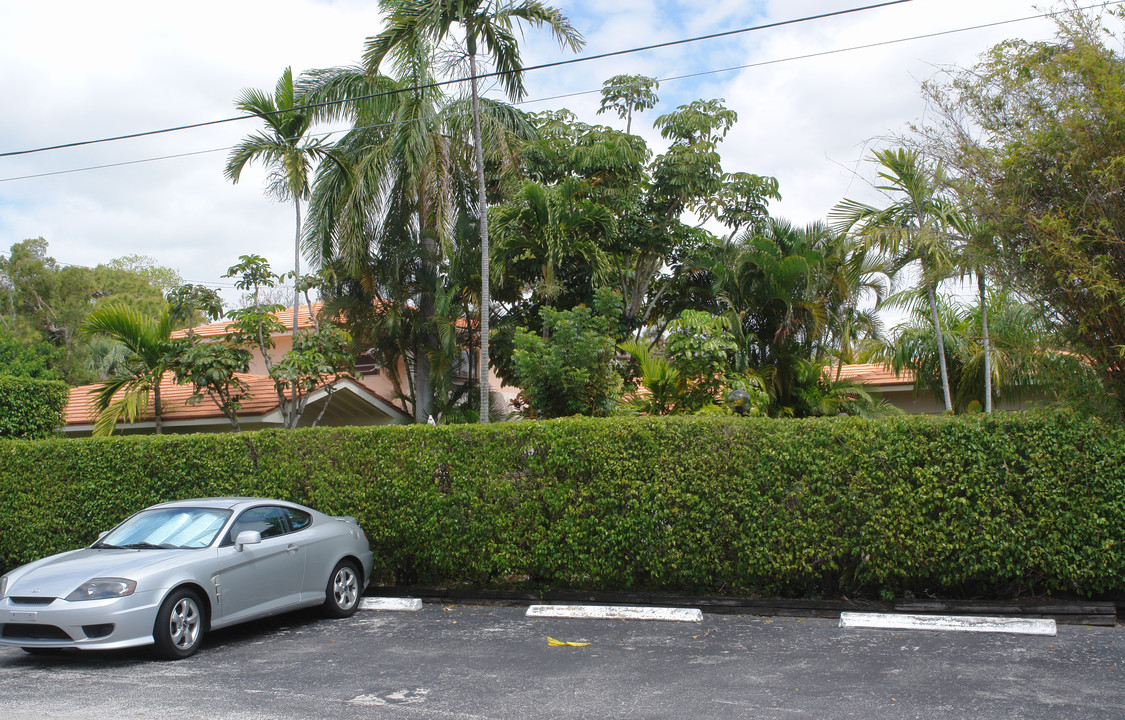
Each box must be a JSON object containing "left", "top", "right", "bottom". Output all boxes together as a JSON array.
[{"left": 547, "top": 636, "right": 590, "bottom": 647}]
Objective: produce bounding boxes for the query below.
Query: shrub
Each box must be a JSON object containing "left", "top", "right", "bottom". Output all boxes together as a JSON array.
[
  {"left": 0, "top": 375, "right": 68, "bottom": 439},
  {"left": 1, "top": 411, "right": 1122, "bottom": 601}
]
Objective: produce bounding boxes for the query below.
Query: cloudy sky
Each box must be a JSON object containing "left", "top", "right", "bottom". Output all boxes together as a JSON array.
[{"left": 0, "top": 0, "right": 1071, "bottom": 306}]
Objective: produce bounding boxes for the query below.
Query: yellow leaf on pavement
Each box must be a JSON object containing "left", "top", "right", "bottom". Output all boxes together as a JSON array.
[{"left": 547, "top": 636, "right": 590, "bottom": 647}]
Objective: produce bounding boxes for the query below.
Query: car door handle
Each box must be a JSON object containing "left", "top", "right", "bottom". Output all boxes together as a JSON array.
[{"left": 286, "top": 544, "right": 300, "bottom": 554}]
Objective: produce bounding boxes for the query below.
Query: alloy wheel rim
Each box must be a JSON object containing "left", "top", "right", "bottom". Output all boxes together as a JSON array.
[
  {"left": 333, "top": 568, "right": 357, "bottom": 609},
  {"left": 170, "top": 597, "right": 200, "bottom": 650}
]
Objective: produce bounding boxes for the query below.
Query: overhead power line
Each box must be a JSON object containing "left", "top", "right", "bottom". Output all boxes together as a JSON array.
[
  {"left": 0, "top": 0, "right": 913, "bottom": 159},
  {"left": 0, "top": 2, "right": 1112, "bottom": 184}
]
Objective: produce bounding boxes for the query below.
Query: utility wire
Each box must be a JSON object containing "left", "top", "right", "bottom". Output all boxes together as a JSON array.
[
  {"left": 0, "top": 2, "right": 1109, "bottom": 184},
  {"left": 0, "top": 0, "right": 913, "bottom": 159}
]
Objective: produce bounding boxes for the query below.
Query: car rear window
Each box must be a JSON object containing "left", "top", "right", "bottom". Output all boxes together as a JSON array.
[{"left": 286, "top": 508, "right": 312, "bottom": 531}]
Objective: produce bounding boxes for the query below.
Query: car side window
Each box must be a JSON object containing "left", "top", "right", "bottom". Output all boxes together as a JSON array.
[
  {"left": 229, "top": 506, "right": 289, "bottom": 543},
  {"left": 285, "top": 508, "right": 312, "bottom": 532}
]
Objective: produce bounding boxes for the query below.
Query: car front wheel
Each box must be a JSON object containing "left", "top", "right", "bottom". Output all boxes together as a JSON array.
[
  {"left": 323, "top": 560, "right": 361, "bottom": 618},
  {"left": 152, "top": 588, "right": 205, "bottom": 660}
]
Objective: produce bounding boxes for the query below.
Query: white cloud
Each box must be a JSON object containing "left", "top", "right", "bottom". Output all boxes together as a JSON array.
[{"left": 0, "top": 0, "right": 1063, "bottom": 310}]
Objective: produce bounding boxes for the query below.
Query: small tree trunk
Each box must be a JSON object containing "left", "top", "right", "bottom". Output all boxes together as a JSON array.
[
  {"left": 153, "top": 376, "right": 163, "bottom": 434},
  {"left": 979, "top": 271, "right": 992, "bottom": 413},
  {"left": 927, "top": 285, "right": 954, "bottom": 413}
]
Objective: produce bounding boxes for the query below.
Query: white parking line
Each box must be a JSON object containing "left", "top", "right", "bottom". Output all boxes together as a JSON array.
[
  {"left": 527, "top": 604, "right": 703, "bottom": 622},
  {"left": 839, "top": 612, "right": 1057, "bottom": 636},
  {"left": 360, "top": 597, "right": 423, "bottom": 612}
]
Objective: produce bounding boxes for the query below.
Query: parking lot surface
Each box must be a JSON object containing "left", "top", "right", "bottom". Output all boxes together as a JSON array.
[{"left": 1, "top": 602, "right": 1122, "bottom": 719}]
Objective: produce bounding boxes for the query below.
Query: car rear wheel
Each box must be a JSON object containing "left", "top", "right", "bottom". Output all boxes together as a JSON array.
[
  {"left": 152, "top": 588, "right": 205, "bottom": 660},
  {"left": 323, "top": 560, "right": 361, "bottom": 618}
]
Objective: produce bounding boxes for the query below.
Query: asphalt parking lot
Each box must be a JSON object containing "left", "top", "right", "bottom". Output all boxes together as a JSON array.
[{"left": 1, "top": 602, "right": 1122, "bottom": 720}]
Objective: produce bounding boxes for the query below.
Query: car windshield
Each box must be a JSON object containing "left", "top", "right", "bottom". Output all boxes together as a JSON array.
[{"left": 99, "top": 508, "right": 232, "bottom": 549}]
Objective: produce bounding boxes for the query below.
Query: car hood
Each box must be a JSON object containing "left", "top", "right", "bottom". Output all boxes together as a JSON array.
[{"left": 5, "top": 548, "right": 198, "bottom": 599}]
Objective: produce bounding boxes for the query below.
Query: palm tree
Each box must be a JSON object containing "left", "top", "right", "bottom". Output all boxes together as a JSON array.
[
  {"left": 948, "top": 210, "right": 1001, "bottom": 413},
  {"left": 81, "top": 305, "right": 174, "bottom": 435},
  {"left": 364, "top": 0, "right": 584, "bottom": 422},
  {"left": 879, "top": 290, "right": 1057, "bottom": 413},
  {"left": 831, "top": 148, "right": 959, "bottom": 413},
  {"left": 225, "top": 67, "right": 331, "bottom": 413},
  {"left": 300, "top": 43, "right": 531, "bottom": 421},
  {"left": 490, "top": 177, "right": 614, "bottom": 308}
]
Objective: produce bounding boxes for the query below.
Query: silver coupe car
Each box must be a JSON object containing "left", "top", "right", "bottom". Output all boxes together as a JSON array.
[{"left": 0, "top": 497, "right": 374, "bottom": 659}]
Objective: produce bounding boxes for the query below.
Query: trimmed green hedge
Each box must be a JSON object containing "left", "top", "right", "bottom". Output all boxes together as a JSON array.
[
  {"left": 1, "top": 411, "right": 1123, "bottom": 600},
  {"left": 0, "top": 375, "right": 68, "bottom": 439}
]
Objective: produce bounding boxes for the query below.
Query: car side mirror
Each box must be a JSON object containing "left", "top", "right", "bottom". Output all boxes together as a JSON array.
[
  {"left": 235, "top": 530, "right": 262, "bottom": 551},
  {"left": 97, "top": 531, "right": 109, "bottom": 540}
]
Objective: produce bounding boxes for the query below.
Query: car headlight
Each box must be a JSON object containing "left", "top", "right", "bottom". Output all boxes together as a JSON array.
[{"left": 66, "top": 578, "right": 137, "bottom": 601}]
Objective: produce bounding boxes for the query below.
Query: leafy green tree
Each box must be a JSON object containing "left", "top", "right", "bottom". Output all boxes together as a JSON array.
[
  {"left": 1, "top": 239, "right": 173, "bottom": 385},
  {"left": 619, "top": 339, "right": 682, "bottom": 415},
  {"left": 914, "top": 6, "right": 1125, "bottom": 416},
  {"left": 166, "top": 284, "right": 224, "bottom": 337},
  {"left": 619, "top": 99, "right": 779, "bottom": 336},
  {"left": 80, "top": 304, "right": 174, "bottom": 435},
  {"left": 169, "top": 338, "right": 252, "bottom": 432},
  {"left": 223, "top": 255, "right": 355, "bottom": 429},
  {"left": 662, "top": 310, "right": 738, "bottom": 413},
  {"left": 365, "top": 0, "right": 584, "bottom": 422},
  {"left": 621, "top": 310, "right": 738, "bottom": 415},
  {"left": 106, "top": 255, "right": 183, "bottom": 295},
  {"left": 597, "top": 74, "right": 659, "bottom": 135},
  {"left": 0, "top": 329, "right": 61, "bottom": 379},
  {"left": 510, "top": 289, "right": 622, "bottom": 418}
]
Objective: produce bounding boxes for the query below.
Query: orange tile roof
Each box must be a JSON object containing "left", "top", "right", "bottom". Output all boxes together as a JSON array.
[
  {"left": 171, "top": 302, "right": 325, "bottom": 339},
  {"left": 830, "top": 362, "right": 915, "bottom": 386},
  {"left": 173, "top": 300, "right": 476, "bottom": 340},
  {"left": 65, "top": 372, "right": 405, "bottom": 429},
  {"left": 64, "top": 373, "right": 283, "bottom": 426}
]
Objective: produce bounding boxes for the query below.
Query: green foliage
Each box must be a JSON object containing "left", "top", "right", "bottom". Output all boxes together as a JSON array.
[
  {"left": 0, "top": 375, "right": 68, "bottom": 439},
  {"left": 106, "top": 255, "right": 183, "bottom": 295},
  {"left": 0, "top": 238, "right": 175, "bottom": 385},
  {"left": 2, "top": 412, "right": 1123, "bottom": 602},
  {"left": 510, "top": 289, "right": 622, "bottom": 418},
  {"left": 597, "top": 74, "right": 659, "bottom": 134},
  {"left": 80, "top": 304, "right": 175, "bottom": 436},
  {"left": 664, "top": 310, "right": 737, "bottom": 412},
  {"left": 0, "top": 329, "right": 61, "bottom": 380},
  {"left": 169, "top": 338, "right": 252, "bottom": 431},
  {"left": 916, "top": 7, "right": 1125, "bottom": 415},
  {"left": 166, "top": 284, "right": 224, "bottom": 335}
]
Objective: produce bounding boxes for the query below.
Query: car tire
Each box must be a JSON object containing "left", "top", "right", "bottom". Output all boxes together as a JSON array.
[
  {"left": 323, "top": 560, "right": 362, "bottom": 618},
  {"left": 152, "top": 588, "right": 205, "bottom": 660}
]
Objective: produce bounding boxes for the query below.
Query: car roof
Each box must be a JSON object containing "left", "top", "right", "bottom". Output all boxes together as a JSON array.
[{"left": 149, "top": 497, "right": 306, "bottom": 512}]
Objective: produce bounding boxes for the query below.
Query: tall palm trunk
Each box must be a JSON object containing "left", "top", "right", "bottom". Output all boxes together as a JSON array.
[
  {"left": 469, "top": 48, "right": 491, "bottom": 423},
  {"left": 979, "top": 271, "right": 992, "bottom": 413},
  {"left": 416, "top": 231, "right": 436, "bottom": 423},
  {"left": 927, "top": 284, "right": 953, "bottom": 413},
  {"left": 291, "top": 198, "right": 301, "bottom": 428}
]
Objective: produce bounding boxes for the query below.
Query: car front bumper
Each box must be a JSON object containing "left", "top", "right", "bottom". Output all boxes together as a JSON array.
[{"left": 0, "top": 591, "right": 163, "bottom": 650}]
